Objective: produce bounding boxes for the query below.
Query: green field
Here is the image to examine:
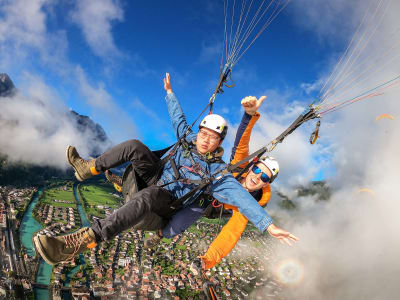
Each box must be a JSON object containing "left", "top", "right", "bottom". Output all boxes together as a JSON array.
[
  {"left": 41, "top": 187, "right": 77, "bottom": 208},
  {"left": 79, "top": 182, "right": 122, "bottom": 207},
  {"left": 79, "top": 182, "right": 123, "bottom": 218}
]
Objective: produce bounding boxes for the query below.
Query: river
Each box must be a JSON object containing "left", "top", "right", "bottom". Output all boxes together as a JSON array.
[
  {"left": 19, "top": 188, "right": 52, "bottom": 299},
  {"left": 19, "top": 184, "right": 91, "bottom": 299}
]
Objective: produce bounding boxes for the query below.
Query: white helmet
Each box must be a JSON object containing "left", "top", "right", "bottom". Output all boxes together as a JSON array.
[
  {"left": 259, "top": 156, "right": 279, "bottom": 183},
  {"left": 199, "top": 114, "right": 228, "bottom": 140}
]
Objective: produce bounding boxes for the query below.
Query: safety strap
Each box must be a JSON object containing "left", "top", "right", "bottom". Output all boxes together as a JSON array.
[
  {"left": 233, "top": 150, "right": 267, "bottom": 180},
  {"left": 202, "top": 270, "right": 218, "bottom": 300},
  {"left": 209, "top": 107, "right": 319, "bottom": 181},
  {"left": 168, "top": 178, "right": 212, "bottom": 210},
  {"left": 216, "top": 146, "right": 268, "bottom": 179}
]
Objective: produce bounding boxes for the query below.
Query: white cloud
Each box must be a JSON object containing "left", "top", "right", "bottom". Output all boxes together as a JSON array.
[
  {"left": 0, "top": 73, "right": 111, "bottom": 168},
  {"left": 0, "top": 0, "right": 68, "bottom": 70},
  {"left": 257, "top": 1, "right": 400, "bottom": 299},
  {"left": 74, "top": 66, "right": 138, "bottom": 143},
  {"left": 288, "top": 0, "right": 364, "bottom": 43},
  {"left": 0, "top": 0, "right": 48, "bottom": 46},
  {"left": 70, "top": 0, "right": 124, "bottom": 60},
  {"left": 75, "top": 66, "right": 115, "bottom": 111},
  {"left": 0, "top": 0, "right": 140, "bottom": 145}
]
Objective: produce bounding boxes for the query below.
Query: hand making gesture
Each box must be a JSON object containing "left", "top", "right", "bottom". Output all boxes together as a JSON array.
[
  {"left": 241, "top": 95, "right": 267, "bottom": 116},
  {"left": 164, "top": 73, "right": 173, "bottom": 94}
]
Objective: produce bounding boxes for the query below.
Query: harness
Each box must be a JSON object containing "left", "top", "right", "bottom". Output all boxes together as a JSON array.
[{"left": 156, "top": 138, "right": 224, "bottom": 210}]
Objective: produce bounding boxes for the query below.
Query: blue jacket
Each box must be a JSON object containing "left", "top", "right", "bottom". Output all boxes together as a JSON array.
[{"left": 158, "top": 93, "right": 273, "bottom": 232}]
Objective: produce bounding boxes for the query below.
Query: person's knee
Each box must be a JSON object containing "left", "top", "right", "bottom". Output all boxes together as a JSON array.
[
  {"left": 126, "top": 139, "right": 144, "bottom": 150},
  {"left": 123, "top": 139, "right": 148, "bottom": 157}
]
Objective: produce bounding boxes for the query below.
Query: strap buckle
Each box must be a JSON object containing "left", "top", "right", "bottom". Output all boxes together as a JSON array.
[{"left": 192, "top": 163, "right": 202, "bottom": 174}]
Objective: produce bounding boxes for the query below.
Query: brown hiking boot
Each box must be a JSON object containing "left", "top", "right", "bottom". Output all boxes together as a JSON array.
[
  {"left": 33, "top": 227, "right": 97, "bottom": 266},
  {"left": 190, "top": 257, "right": 206, "bottom": 276},
  {"left": 144, "top": 232, "right": 162, "bottom": 249},
  {"left": 105, "top": 170, "right": 123, "bottom": 193},
  {"left": 66, "top": 146, "right": 98, "bottom": 181}
]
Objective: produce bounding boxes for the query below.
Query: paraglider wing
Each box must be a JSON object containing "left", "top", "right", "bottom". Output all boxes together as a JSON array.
[
  {"left": 357, "top": 188, "right": 376, "bottom": 197},
  {"left": 376, "top": 113, "right": 394, "bottom": 121}
]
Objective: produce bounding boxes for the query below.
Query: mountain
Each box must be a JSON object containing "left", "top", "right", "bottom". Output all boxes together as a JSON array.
[
  {"left": 69, "top": 110, "right": 109, "bottom": 156},
  {"left": 276, "top": 181, "right": 331, "bottom": 210},
  {"left": 296, "top": 181, "right": 331, "bottom": 201},
  {"left": 0, "top": 73, "right": 16, "bottom": 97}
]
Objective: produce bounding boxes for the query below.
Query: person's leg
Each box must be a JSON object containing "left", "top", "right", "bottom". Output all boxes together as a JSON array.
[
  {"left": 143, "top": 201, "right": 207, "bottom": 249},
  {"left": 91, "top": 186, "right": 175, "bottom": 242},
  {"left": 68, "top": 139, "right": 160, "bottom": 182},
  {"left": 95, "top": 140, "right": 160, "bottom": 183},
  {"left": 161, "top": 202, "right": 207, "bottom": 239},
  {"left": 33, "top": 186, "right": 175, "bottom": 265}
]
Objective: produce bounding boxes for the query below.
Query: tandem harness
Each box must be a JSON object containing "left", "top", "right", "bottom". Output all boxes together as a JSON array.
[{"left": 156, "top": 137, "right": 224, "bottom": 211}]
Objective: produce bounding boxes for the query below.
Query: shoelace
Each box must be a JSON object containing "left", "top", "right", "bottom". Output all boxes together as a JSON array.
[
  {"left": 111, "top": 173, "right": 122, "bottom": 186},
  {"left": 147, "top": 234, "right": 161, "bottom": 248},
  {"left": 106, "top": 171, "right": 122, "bottom": 186},
  {"left": 63, "top": 229, "right": 96, "bottom": 262}
]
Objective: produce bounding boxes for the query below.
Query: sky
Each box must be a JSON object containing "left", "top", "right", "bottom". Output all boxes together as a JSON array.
[
  {"left": 0, "top": 0, "right": 346, "bottom": 177},
  {"left": 1, "top": 1, "right": 400, "bottom": 298}
]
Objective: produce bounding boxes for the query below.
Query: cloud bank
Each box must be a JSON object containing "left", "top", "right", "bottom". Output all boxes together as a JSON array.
[
  {"left": 0, "top": 74, "right": 112, "bottom": 169},
  {"left": 248, "top": 1, "right": 400, "bottom": 299}
]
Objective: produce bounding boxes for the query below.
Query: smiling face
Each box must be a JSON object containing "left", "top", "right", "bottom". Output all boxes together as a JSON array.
[
  {"left": 243, "top": 163, "right": 272, "bottom": 192},
  {"left": 195, "top": 127, "right": 221, "bottom": 154}
]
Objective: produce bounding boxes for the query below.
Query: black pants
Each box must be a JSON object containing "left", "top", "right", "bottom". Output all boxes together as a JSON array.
[
  {"left": 91, "top": 140, "right": 176, "bottom": 241},
  {"left": 95, "top": 139, "right": 161, "bottom": 185}
]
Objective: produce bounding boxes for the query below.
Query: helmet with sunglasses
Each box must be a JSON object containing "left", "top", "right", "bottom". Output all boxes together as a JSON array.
[
  {"left": 259, "top": 156, "right": 279, "bottom": 183},
  {"left": 199, "top": 114, "right": 228, "bottom": 140}
]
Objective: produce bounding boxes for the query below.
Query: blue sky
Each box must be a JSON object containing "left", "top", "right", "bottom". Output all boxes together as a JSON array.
[
  {"left": 3, "top": 1, "right": 337, "bottom": 141},
  {"left": 2, "top": 0, "right": 388, "bottom": 183}
]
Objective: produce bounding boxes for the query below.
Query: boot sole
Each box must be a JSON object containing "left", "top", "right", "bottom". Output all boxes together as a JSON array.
[
  {"left": 66, "top": 146, "right": 84, "bottom": 182},
  {"left": 189, "top": 263, "right": 200, "bottom": 276},
  {"left": 32, "top": 234, "right": 57, "bottom": 266},
  {"left": 105, "top": 170, "right": 123, "bottom": 187}
]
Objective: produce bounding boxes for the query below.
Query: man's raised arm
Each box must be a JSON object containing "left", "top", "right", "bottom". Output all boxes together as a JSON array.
[{"left": 163, "top": 73, "right": 196, "bottom": 142}]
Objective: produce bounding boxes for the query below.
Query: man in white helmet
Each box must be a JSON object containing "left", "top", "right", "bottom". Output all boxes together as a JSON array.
[
  {"left": 33, "top": 73, "right": 297, "bottom": 266},
  {"left": 144, "top": 96, "right": 298, "bottom": 272}
]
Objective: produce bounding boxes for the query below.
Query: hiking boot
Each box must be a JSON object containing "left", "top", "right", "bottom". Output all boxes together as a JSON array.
[
  {"left": 33, "top": 227, "right": 97, "bottom": 266},
  {"left": 190, "top": 257, "right": 203, "bottom": 276},
  {"left": 105, "top": 170, "right": 123, "bottom": 193},
  {"left": 66, "top": 146, "right": 99, "bottom": 181},
  {"left": 144, "top": 232, "right": 162, "bottom": 249}
]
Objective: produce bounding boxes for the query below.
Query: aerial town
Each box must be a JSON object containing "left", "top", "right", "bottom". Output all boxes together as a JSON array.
[{"left": 0, "top": 180, "right": 287, "bottom": 300}]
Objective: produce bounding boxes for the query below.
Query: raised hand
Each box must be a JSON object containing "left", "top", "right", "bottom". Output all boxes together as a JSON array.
[
  {"left": 267, "top": 224, "right": 299, "bottom": 246},
  {"left": 241, "top": 95, "right": 267, "bottom": 116},
  {"left": 164, "top": 73, "right": 173, "bottom": 94}
]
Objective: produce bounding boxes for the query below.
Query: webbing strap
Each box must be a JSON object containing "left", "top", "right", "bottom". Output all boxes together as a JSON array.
[
  {"left": 234, "top": 151, "right": 265, "bottom": 180},
  {"left": 169, "top": 178, "right": 212, "bottom": 210},
  {"left": 273, "top": 108, "right": 318, "bottom": 146},
  {"left": 226, "top": 147, "right": 268, "bottom": 174},
  {"left": 187, "top": 151, "right": 207, "bottom": 179}
]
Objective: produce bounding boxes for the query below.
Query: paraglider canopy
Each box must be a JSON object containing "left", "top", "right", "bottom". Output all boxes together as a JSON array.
[
  {"left": 376, "top": 113, "right": 394, "bottom": 121},
  {"left": 357, "top": 188, "right": 376, "bottom": 197}
]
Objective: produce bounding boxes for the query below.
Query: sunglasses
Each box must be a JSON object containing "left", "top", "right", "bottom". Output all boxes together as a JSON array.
[{"left": 251, "top": 165, "right": 271, "bottom": 183}]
